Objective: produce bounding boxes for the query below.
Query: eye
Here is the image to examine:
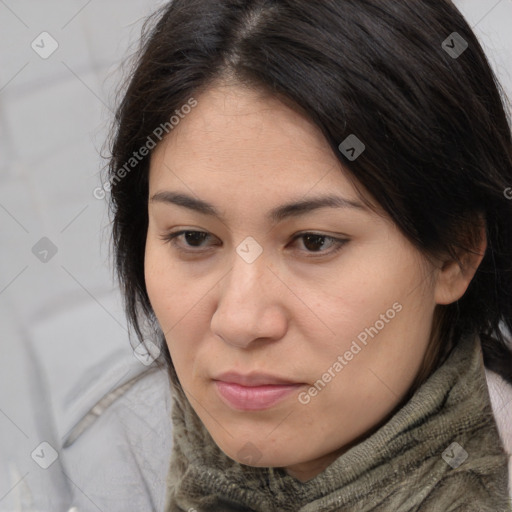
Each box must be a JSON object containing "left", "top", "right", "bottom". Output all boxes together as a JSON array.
[
  {"left": 159, "top": 230, "right": 217, "bottom": 252},
  {"left": 289, "top": 232, "right": 348, "bottom": 257},
  {"left": 160, "top": 229, "right": 348, "bottom": 258}
]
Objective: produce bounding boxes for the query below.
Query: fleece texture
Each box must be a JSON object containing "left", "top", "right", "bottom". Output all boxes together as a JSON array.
[{"left": 164, "top": 332, "right": 511, "bottom": 512}]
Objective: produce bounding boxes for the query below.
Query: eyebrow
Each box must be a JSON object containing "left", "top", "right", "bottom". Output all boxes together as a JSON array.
[{"left": 149, "top": 191, "right": 368, "bottom": 224}]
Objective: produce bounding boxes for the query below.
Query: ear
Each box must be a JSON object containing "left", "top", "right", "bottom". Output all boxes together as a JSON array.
[{"left": 434, "top": 221, "right": 487, "bottom": 305}]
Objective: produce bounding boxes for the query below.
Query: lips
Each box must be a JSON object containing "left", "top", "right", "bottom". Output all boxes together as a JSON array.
[
  {"left": 213, "top": 371, "right": 300, "bottom": 387},
  {"left": 212, "top": 371, "right": 303, "bottom": 411}
]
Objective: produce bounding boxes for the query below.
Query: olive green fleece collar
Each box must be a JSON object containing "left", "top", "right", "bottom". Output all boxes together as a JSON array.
[{"left": 164, "top": 332, "right": 511, "bottom": 512}]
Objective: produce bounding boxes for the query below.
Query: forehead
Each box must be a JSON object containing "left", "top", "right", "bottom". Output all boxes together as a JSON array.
[{"left": 148, "top": 84, "right": 376, "bottom": 217}]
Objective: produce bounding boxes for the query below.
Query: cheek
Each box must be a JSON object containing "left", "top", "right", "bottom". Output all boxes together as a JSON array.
[
  {"left": 298, "top": 253, "right": 415, "bottom": 351},
  {"left": 145, "top": 242, "right": 171, "bottom": 319},
  {"left": 144, "top": 239, "right": 210, "bottom": 374},
  {"left": 144, "top": 240, "right": 187, "bottom": 343},
  {"left": 301, "top": 247, "right": 435, "bottom": 388}
]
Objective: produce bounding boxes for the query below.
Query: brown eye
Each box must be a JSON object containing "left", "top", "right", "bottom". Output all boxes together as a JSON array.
[
  {"left": 178, "top": 231, "right": 209, "bottom": 247},
  {"left": 160, "top": 230, "right": 216, "bottom": 252},
  {"left": 291, "top": 233, "right": 348, "bottom": 257},
  {"left": 159, "top": 230, "right": 348, "bottom": 258},
  {"left": 301, "top": 234, "right": 331, "bottom": 252}
]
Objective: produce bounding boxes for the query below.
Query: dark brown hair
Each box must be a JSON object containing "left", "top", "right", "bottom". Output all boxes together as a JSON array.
[{"left": 104, "top": 0, "right": 512, "bottom": 386}]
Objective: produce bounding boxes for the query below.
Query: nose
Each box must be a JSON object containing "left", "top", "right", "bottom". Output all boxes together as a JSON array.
[{"left": 210, "top": 249, "right": 288, "bottom": 349}]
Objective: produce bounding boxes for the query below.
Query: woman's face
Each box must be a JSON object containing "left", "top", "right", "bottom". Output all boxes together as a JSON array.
[{"left": 145, "top": 83, "right": 443, "bottom": 482}]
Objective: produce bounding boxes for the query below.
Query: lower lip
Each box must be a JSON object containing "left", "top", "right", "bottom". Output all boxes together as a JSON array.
[{"left": 214, "top": 381, "right": 302, "bottom": 411}]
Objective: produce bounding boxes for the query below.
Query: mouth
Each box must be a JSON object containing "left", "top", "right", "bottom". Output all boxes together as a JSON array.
[
  {"left": 213, "top": 370, "right": 301, "bottom": 386},
  {"left": 212, "top": 371, "right": 304, "bottom": 411}
]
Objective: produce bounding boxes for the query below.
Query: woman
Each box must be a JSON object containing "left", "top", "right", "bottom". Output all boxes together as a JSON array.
[{"left": 105, "top": 0, "right": 512, "bottom": 510}]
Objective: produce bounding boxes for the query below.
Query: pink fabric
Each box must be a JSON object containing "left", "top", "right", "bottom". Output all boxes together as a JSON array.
[{"left": 486, "top": 369, "right": 512, "bottom": 497}]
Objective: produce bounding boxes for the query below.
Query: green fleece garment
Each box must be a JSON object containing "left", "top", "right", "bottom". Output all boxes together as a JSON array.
[{"left": 164, "top": 332, "right": 511, "bottom": 511}]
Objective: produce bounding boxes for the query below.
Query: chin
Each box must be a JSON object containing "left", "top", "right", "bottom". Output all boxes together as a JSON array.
[{"left": 217, "top": 439, "right": 302, "bottom": 470}]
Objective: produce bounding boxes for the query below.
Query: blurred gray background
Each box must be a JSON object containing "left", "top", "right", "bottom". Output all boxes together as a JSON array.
[{"left": 0, "top": 0, "right": 511, "bottom": 511}]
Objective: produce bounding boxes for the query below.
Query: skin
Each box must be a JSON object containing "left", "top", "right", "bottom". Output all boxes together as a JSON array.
[{"left": 144, "top": 82, "right": 485, "bottom": 482}]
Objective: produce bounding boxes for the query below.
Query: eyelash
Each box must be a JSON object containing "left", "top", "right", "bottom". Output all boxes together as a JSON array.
[{"left": 159, "top": 230, "right": 348, "bottom": 258}]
